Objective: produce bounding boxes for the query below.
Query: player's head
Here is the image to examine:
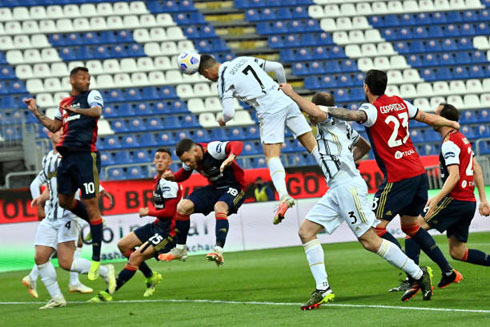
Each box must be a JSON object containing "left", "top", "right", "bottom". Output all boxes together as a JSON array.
[
  {"left": 198, "top": 54, "right": 220, "bottom": 82},
  {"left": 436, "top": 103, "right": 459, "bottom": 122},
  {"left": 176, "top": 138, "right": 200, "bottom": 169},
  {"left": 154, "top": 148, "right": 172, "bottom": 174},
  {"left": 364, "top": 70, "right": 387, "bottom": 100},
  {"left": 308, "top": 92, "right": 335, "bottom": 124},
  {"left": 47, "top": 129, "right": 62, "bottom": 146},
  {"left": 70, "top": 67, "right": 90, "bottom": 94}
]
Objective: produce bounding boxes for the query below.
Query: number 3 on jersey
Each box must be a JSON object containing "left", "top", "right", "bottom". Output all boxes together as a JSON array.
[{"left": 385, "top": 112, "right": 409, "bottom": 148}]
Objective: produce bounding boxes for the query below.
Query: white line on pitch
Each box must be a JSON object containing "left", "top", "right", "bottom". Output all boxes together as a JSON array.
[{"left": 1, "top": 299, "right": 490, "bottom": 313}]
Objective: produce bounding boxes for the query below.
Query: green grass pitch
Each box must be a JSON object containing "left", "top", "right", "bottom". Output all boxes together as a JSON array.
[{"left": 1, "top": 233, "right": 489, "bottom": 327}]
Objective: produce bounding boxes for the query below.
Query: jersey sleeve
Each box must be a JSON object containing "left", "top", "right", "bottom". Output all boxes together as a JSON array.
[
  {"left": 159, "top": 180, "right": 179, "bottom": 199},
  {"left": 347, "top": 123, "right": 361, "bottom": 145},
  {"left": 55, "top": 107, "right": 63, "bottom": 121},
  {"left": 88, "top": 90, "right": 104, "bottom": 108},
  {"left": 441, "top": 140, "right": 461, "bottom": 166},
  {"left": 251, "top": 57, "right": 266, "bottom": 70},
  {"left": 358, "top": 103, "right": 377, "bottom": 127},
  {"left": 207, "top": 141, "right": 229, "bottom": 160},
  {"left": 403, "top": 100, "right": 419, "bottom": 119},
  {"left": 30, "top": 170, "right": 46, "bottom": 199}
]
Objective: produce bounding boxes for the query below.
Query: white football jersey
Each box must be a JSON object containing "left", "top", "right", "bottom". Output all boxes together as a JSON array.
[
  {"left": 218, "top": 56, "right": 293, "bottom": 115},
  {"left": 315, "top": 107, "right": 362, "bottom": 187},
  {"left": 32, "top": 150, "right": 73, "bottom": 221}
]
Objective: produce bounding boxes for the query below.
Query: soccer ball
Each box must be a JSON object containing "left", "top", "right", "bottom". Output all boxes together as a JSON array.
[{"left": 177, "top": 51, "right": 200, "bottom": 75}]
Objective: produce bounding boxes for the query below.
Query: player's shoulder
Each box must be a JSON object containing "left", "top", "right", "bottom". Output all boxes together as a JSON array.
[
  {"left": 207, "top": 140, "right": 227, "bottom": 153},
  {"left": 358, "top": 102, "right": 376, "bottom": 111},
  {"left": 88, "top": 89, "right": 103, "bottom": 100},
  {"left": 158, "top": 178, "right": 180, "bottom": 194}
]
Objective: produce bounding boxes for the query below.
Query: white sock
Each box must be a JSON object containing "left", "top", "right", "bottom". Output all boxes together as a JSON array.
[
  {"left": 377, "top": 240, "right": 423, "bottom": 280},
  {"left": 266, "top": 157, "right": 288, "bottom": 199},
  {"left": 303, "top": 239, "right": 329, "bottom": 290},
  {"left": 69, "top": 248, "right": 82, "bottom": 286},
  {"left": 214, "top": 246, "right": 223, "bottom": 254},
  {"left": 70, "top": 257, "right": 91, "bottom": 275},
  {"left": 29, "top": 265, "right": 39, "bottom": 283},
  {"left": 176, "top": 244, "right": 186, "bottom": 250},
  {"left": 37, "top": 262, "right": 62, "bottom": 299}
]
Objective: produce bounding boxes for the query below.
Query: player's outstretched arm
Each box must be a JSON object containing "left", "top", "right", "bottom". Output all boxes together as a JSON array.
[
  {"left": 352, "top": 136, "right": 371, "bottom": 161},
  {"left": 473, "top": 157, "right": 490, "bottom": 216},
  {"left": 279, "top": 84, "right": 327, "bottom": 121},
  {"left": 263, "top": 61, "right": 286, "bottom": 83},
  {"left": 414, "top": 110, "right": 460, "bottom": 130},
  {"left": 24, "top": 98, "right": 62, "bottom": 132},
  {"left": 324, "top": 106, "right": 367, "bottom": 123},
  {"left": 61, "top": 105, "right": 102, "bottom": 118},
  {"left": 218, "top": 98, "right": 235, "bottom": 126}
]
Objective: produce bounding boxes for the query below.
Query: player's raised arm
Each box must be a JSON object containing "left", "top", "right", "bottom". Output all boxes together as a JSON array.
[
  {"left": 279, "top": 84, "right": 328, "bottom": 122},
  {"left": 262, "top": 60, "right": 286, "bottom": 83},
  {"left": 473, "top": 157, "right": 490, "bottom": 216},
  {"left": 352, "top": 136, "right": 371, "bottom": 162},
  {"left": 218, "top": 98, "right": 235, "bottom": 126},
  {"left": 414, "top": 110, "right": 460, "bottom": 130},
  {"left": 220, "top": 141, "right": 243, "bottom": 172},
  {"left": 24, "top": 98, "right": 62, "bottom": 133}
]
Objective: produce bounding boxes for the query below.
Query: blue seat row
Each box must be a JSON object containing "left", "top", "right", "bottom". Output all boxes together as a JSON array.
[
  {"left": 103, "top": 100, "right": 188, "bottom": 118},
  {"left": 381, "top": 23, "right": 490, "bottom": 41},
  {"left": 0, "top": 80, "right": 27, "bottom": 95},
  {"left": 459, "top": 109, "right": 490, "bottom": 124},
  {"left": 280, "top": 46, "right": 347, "bottom": 62},
  {"left": 419, "top": 64, "right": 489, "bottom": 81},
  {"left": 108, "top": 114, "right": 200, "bottom": 133},
  {"left": 0, "top": 66, "right": 16, "bottom": 79},
  {"left": 0, "top": 94, "right": 29, "bottom": 109},
  {"left": 101, "top": 86, "right": 178, "bottom": 103},
  {"left": 256, "top": 19, "right": 322, "bottom": 35},
  {"left": 194, "top": 39, "right": 230, "bottom": 53},
  {"left": 183, "top": 25, "right": 218, "bottom": 40},
  {"left": 369, "top": 10, "right": 490, "bottom": 28},
  {"left": 58, "top": 44, "right": 145, "bottom": 61},
  {"left": 303, "top": 73, "right": 364, "bottom": 90},
  {"left": 294, "top": 61, "right": 361, "bottom": 76},
  {"left": 405, "top": 51, "right": 487, "bottom": 68},
  {"left": 170, "top": 12, "right": 207, "bottom": 25},
  {"left": 49, "top": 31, "right": 133, "bottom": 47},
  {"left": 268, "top": 33, "right": 334, "bottom": 49},
  {"left": 394, "top": 39, "right": 477, "bottom": 54},
  {"left": 245, "top": 6, "right": 309, "bottom": 22},
  {"left": 235, "top": 0, "right": 313, "bottom": 9}
]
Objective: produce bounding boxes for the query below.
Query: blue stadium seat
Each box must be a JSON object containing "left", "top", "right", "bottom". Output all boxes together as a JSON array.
[
  {"left": 133, "top": 150, "right": 151, "bottom": 163},
  {"left": 228, "top": 127, "right": 244, "bottom": 140},
  {"left": 110, "top": 119, "right": 129, "bottom": 133},
  {"left": 157, "top": 132, "right": 176, "bottom": 145},
  {"left": 268, "top": 35, "right": 284, "bottom": 48},
  {"left": 146, "top": 117, "right": 163, "bottom": 131},
  {"left": 423, "top": 54, "right": 439, "bottom": 67},
  {"left": 134, "top": 103, "right": 153, "bottom": 116},
  {"left": 242, "top": 141, "right": 261, "bottom": 155},
  {"left": 127, "top": 166, "right": 147, "bottom": 180},
  {"left": 100, "top": 153, "right": 115, "bottom": 166},
  {"left": 122, "top": 135, "right": 139, "bottom": 148},
  {"left": 127, "top": 118, "right": 145, "bottom": 132},
  {"left": 209, "top": 128, "right": 227, "bottom": 140},
  {"left": 432, "top": 12, "right": 447, "bottom": 25},
  {"left": 308, "top": 61, "right": 325, "bottom": 75},
  {"left": 447, "top": 11, "right": 463, "bottom": 23},
  {"left": 101, "top": 135, "right": 121, "bottom": 150},
  {"left": 283, "top": 34, "right": 299, "bottom": 48},
  {"left": 325, "top": 60, "right": 341, "bottom": 73},
  {"left": 321, "top": 75, "right": 337, "bottom": 88},
  {"left": 477, "top": 109, "right": 490, "bottom": 123},
  {"left": 262, "top": 8, "right": 277, "bottom": 20},
  {"left": 407, "top": 54, "right": 423, "bottom": 68},
  {"left": 114, "top": 151, "right": 133, "bottom": 164},
  {"left": 304, "top": 77, "right": 321, "bottom": 90},
  {"left": 245, "top": 157, "right": 267, "bottom": 169},
  {"left": 445, "top": 24, "right": 461, "bottom": 37},
  {"left": 82, "top": 32, "right": 100, "bottom": 45},
  {"left": 292, "top": 6, "right": 308, "bottom": 19},
  {"left": 339, "top": 59, "right": 357, "bottom": 72},
  {"left": 138, "top": 133, "right": 158, "bottom": 146},
  {"left": 477, "top": 126, "right": 490, "bottom": 138},
  {"left": 460, "top": 110, "right": 478, "bottom": 124},
  {"left": 106, "top": 167, "right": 126, "bottom": 181}
]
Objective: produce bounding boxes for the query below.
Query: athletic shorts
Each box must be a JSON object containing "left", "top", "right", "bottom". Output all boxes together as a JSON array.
[
  {"left": 58, "top": 150, "right": 101, "bottom": 199},
  {"left": 187, "top": 184, "right": 245, "bottom": 216},
  {"left": 34, "top": 218, "right": 80, "bottom": 249},
  {"left": 305, "top": 176, "right": 378, "bottom": 238},
  {"left": 257, "top": 102, "right": 312, "bottom": 144},
  {"left": 424, "top": 197, "right": 477, "bottom": 243},
  {"left": 133, "top": 221, "right": 175, "bottom": 254},
  {"left": 373, "top": 173, "right": 428, "bottom": 221}
]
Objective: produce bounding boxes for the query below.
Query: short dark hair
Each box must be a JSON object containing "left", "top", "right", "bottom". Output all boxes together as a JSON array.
[
  {"left": 70, "top": 67, "right": 89, "bottom": 77},
  {"left": 198, "top": 54, "right": 217, "bottom": 74},
  {"left": 364, "top": 69, "right": 387, "bottom": 96},
  {"left": 175, "top": 138, "right": 195, "bottom": 157},
  {"left": 155, "top": 148, "right": 171, "bottom": 156},
  {"left": 311, "top": 92, "right": 335, "bottom": 106},
  {"left": 439, "top": 103, "right": 459, "bottom": 122}
]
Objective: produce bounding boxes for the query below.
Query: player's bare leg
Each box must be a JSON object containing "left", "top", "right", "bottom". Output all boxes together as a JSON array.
[
  {"left": 159, "top": 200, "right": 193, "bottom": 262},
  {"left": 263, "top": 143, "right": 294, "bottom": 224},
  {"left": 298, "top": 220, "right": 335, "bottom": 310}
]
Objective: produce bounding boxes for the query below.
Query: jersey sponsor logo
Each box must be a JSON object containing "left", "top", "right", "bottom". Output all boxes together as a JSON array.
[
  {"left": 394, "top": 149, "right": 415, "bottom": 159},
  {"left": 444, "top": 152, "right": 456, "bottom": 159},
  {"left": 379, "top": 102, "right": 407, "bottom": 114},
  {"left": 63, "top": 114, "right": 81, "bottom": 123}
]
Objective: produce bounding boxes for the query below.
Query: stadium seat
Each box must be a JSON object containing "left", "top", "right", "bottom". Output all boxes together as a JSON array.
[{"left": 106, "top": 167, "right": 126, "bottom": 180}]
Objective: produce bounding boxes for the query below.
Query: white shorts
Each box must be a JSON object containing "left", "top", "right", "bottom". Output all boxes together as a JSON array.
[
  {"left": 305, "top": 176, "right": 378, "bottom": 238},
  {"left": 258, "top": 102, "right": 312, "bottom": 144},
  {"left": 34, "top": 218, "right": 80, "bottom": 249}
]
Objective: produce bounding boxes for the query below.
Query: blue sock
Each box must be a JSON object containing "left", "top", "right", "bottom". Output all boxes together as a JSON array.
[
  {"left": 139, "top": 262, "right": 153, "bottom": 278},
  {"left": 465, "top": 249, "right": 490, "bottom": 266},
  {"left": 411, "top": 228, "right": 452, "bottom": 273},
  {"left": 71, "top": 200, "right": 89, "bottom": 221},
  {"left": 405, "top": 237, "right": 421, "bottom": 265},
  {"left": 90, "top": 219, "right": 103, "bottom": 261},
  {"left": 113, "top": 264, "right": 137, "bottom": 292},
  {"left": 215, "top": 212, "right": 229, "bottom": 248}
]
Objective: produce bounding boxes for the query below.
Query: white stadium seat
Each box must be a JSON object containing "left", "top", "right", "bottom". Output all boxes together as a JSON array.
[
  {"left": 355, "top": 3, "right": 372, "bottom": 15},
  {"left": 336, "top": 17, "right": 353, "bottom": 31},
  {"left": 41, "top": 48, "right": 60, "bottom": 62},
  {"left": 446, "top": 95, "right": 464, "bottom": 108},
  {"left": 413, "top": 98, "right": 431, "bottom": 112},
  {"left": 400, "top": 84, "right": 417, "bottom": 98},
  {"left": 361, "top": 43, "right": 377, "bottom": 56},
  {"left": 107, "top": 16, "right": 123, "bottom": 29},
  {"left": 130, "top": 72, "right": 149, "bottom": 86},
  {"left": 50, "top": 62, "right": 69, "bottom": 77},
  {"left": 31, "top": 34, "right": 50, "bottom": 48},
  {"left": 372, "top": 1, "right": 388, "bottom": 15},
  {"left": 22, "top": 21, "right": 39, "bottom": 34},
  {"left": 144, "top": 42, "right": 161, "bottom": 56},
  {"left": 463, "top": 94, "right": 480, "bottom": 109},
  {"left": 97, "top": 3, "right": 113, "bottom": 16},
  {"left": 29, "top": 6, "right": 46, "bottom": 19},
  {"left": 308, "top": 5, "right": 324, "bottom": 19},
  {"left": 129, "top": 1, "right": 148, "bottom": 14},
  {"left": 165, "top": 70, "right": 183, "bottom": 84},
  {"left": 16, "top": 64, "right": 33, "bottom": 79},
  {"left": 153, "top": 56, "right": 172, "bottom": 70},
  {"left": 120, "top": 58, "right": 138, "bottom": 72},
  {"left": 387, "top": 70, "right": 403, "bottom": 84},
  {"left": 430, "top": 96, "right": 446, "bottom": 109},
  {"left": 114, "top": 2, "right": 131, "bottom": 15},
  {"left": 199, "top": 113, "right": 219, "bottom": 128},
  {"left": 156, "top": 14, "right": 174, "bottom": 27},
  {"left": 148, "top": 71, "right": 165, "bottom": 84},
  {"left": 135, "top": 57, "right": 153, "bottom": 71},
  {"left": 204, "top": 97, "right": 222, "bottom": 112},
  {"left": 177, "top": 40, "right": 194, "bottom": 52},
  {"left": 433, "top": 81, "right": 450, "bottom": 95},
  {"left": 113, "top": 73, "right": 132, "bottom": 87},
  {"left": 33, "top": 63, "right": 51, "bottom": 78},
  {"left": 86, "top": 60, "right": 104, "bottom": 74},
  {"left": 36, "top": 93, "right": 55, "bottom": 107},
  {"left": 57, "top": 19, "right": 74, "bottom": 32},
  {"left": 403, "top": 69, "right": 422, "bottom": 83},
  {"left": 167, "top": 26, "right": 185, "bottom": 40},
  {"left": 416, "top": 83, "right": 433, "bottom": 97},
  {"left": 449, "top": 81, "right": 466, "bottom": 94},
  {"left": 227, "top": 110, "right": 254, "bottom": 126},
  {"left": 323, "top": 4, "right": 340, "bottom": 17},
  {"left": 67, "top": 61, "right": 84, "bottom": 72},
  {"left": 373, "top": 56, "right": 391, "bottom": 70},
  {"left": 123, "top": 15, "right": 140, "bottom": 29},
  {"left": 320, "top": 18, "right": 336, "bottom": 32},
  {"left": 140, "top": 15, "right": 157, "bottom": 27},
  {"left": 26, "top": 79, "right": 44, "bottom": 93},
  {"left": 91, "top": 17, "right": 108, "bottom": 30},
  {"left": 44, "top": 77, "right": 63, "bottom": 92},
  {"left": 0, "top": 8, "right": 13, "bottom": 21},
  {"left": 63, "top": 4, "right": 81, "bottom": 18},
  {"left": 194, "top": 83, "right": 212, "bottom": 97},
  {"left": 24, "top": 49, "right": 43, "bottom": 63},
  {"left": 13, "top": 7, "right": 30, "bottom": 20},
  {"left": 466, "top": 79, "right": 483, "bottom": 93},
  {"left": 39, "top": 19, "right": 57, "bottom": 33},
  {"left": 133, "top": 29, "right": 151, "bottom": 43},
  {"left": 187, "top": 98, "right": 206, "bottom": 113},
  {"left": 103, "top": 59, "right": 121, "bottom": 74},
  {"left": 6, "top": 50, "right": 24, "bottom": 64},
  {"left": 96, "top": 74, "right": 115, "bottom": 88},
  {"left": 161, "top": 41, "right": 178, "bottom": 55},
  {"left": 345, "top": 44, "right": 361, "bottom": 58},
  {"left": 0, "top": 36, "right": 14, "bottom": 50},
  {"left": 5, "top": 21, "right": 22, "bottom": 34},
  {"left": 150, "top": 28, "right": 167, "bottom": 41}
]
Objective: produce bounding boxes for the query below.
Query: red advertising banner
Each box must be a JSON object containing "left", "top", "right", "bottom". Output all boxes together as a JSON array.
[{"left": 0, "top": 156, "right": 440, "bottom": 224}]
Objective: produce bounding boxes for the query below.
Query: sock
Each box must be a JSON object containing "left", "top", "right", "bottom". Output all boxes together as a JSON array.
[
  {"left": 89, "top": 218, "right": 103, "bottom": 261},
  {"left": 409, "top": 226, "right": 453, "bottom": 274},
  {"left": 376, "top": 239, "right": 423, "bottom": 280},
  {"left": 464, "top": 249, "right": 490, "bottom": 266},
  {"left": 176, "top": 244, "right": 186, "bottom": 250},
  {"left": 37, "top": 262, "right": 62, "bottom": 299},
  {"left": 267, "top": 157, "right": 288, "bottom": 199},
  {"left": 71, "top": 200, "right": 89, "bottom": 221},
  {"left": 215, "top": 212, "right": 229, "bottom": 248},
  {"left": 122, "top": 249, "right": 153, "bottom": 277},
  {"left": 376, "top": 227, "right": 402, "bottom": 249},
  {"left": 70, "top": 257, "right": 91, "bottom": 274},
  {"left": 29, "top": 265, "right": 39, "bottom": 283},
  {"left": 175, "top": 213, "right": 190, "bottom": 245},
  {"left": 139, "top": 262, "right": 153, "bottom": 278},
  {"left": 405, "top": 237, "right": 421, "bottom": 265},
  {"left": 69, "top": 248, "right": 83, "bottom": 286},
  {"left": 303, "top": 239, "right": 329, "bottom": 290},
  {"left": 114, "top": 264, "right": 138, "bottom": 292}
]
